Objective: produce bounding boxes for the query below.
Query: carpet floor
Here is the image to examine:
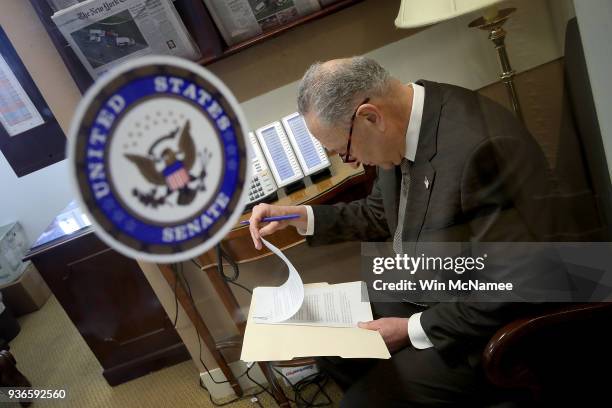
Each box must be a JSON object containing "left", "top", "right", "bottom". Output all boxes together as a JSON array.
[{"left": 8, "top": 295, "right": 342, "bottom": 407}]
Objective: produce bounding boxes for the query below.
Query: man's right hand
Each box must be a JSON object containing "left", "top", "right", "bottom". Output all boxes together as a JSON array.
[{"left": 248, "top": 204, "right": 308, "bottom": 250}]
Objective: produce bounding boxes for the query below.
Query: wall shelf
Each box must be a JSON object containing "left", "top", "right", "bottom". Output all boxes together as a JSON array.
[
  {"left": 31, "top": 0, "right": 364, "bottom": 92},
  {"left": 199, "top": 0, "right": 364, "bottom": 66}
]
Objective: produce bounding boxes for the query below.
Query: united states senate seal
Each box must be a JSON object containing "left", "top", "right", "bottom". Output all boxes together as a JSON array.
[{"left": 67, "top": 56, "right": 251, "bottom": 262}]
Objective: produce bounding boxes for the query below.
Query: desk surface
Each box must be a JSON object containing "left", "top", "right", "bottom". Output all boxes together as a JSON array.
[
  {"left": 24, "top": 200, "right": 93, "bottom": 260},
  {"left": 235, "top": 155, "right": 364, "bottom": 226},
  {"left": 201, "top": 155, "right": 369, "bottom": 268},
  {"left": 25, "top": 155, "right": 367, "bottom": 263}
]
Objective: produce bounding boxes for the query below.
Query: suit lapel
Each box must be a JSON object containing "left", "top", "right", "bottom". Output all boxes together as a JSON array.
[
  {"left": 404, "top": 162, "right": 435, "bottom": 244},
  {"left": 403, "top": 80, "right": 442, "bottom": 245}
]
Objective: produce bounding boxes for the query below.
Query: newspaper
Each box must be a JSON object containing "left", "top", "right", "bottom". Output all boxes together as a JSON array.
[
  {"left": 47, "top": 0, "right": 178, "bottom": 11},
  {"left": 52, "top": 0, "right": 201, "bottom": 79},
  {"left": 202, "top": 0, "right": 321, "bottom": 46}
]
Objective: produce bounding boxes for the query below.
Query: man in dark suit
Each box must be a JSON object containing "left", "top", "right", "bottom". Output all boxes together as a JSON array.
[{"left": 248, "top": 57, "right": 555, "bottom": 406}]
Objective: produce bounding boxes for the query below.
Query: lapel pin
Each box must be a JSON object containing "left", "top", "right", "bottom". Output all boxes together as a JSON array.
[{"left": 424, "top": 176, "right": 430, "bottom": 189}]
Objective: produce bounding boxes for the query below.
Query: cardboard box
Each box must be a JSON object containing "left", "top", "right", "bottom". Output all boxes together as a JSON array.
[{"left": 0, "top": 262, "right": 51, "bottom": 316}]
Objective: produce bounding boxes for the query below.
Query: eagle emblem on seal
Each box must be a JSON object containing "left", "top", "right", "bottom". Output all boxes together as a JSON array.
[{"left": 124, "top": 120, "right": 209, "bottom": 208}]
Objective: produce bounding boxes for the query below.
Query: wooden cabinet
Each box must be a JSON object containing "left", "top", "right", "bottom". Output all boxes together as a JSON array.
[{"left": 25, "top": 229, "right": 189, "bottom": 386}]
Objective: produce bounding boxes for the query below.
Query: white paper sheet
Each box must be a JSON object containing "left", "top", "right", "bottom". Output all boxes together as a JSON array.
[
  {"left": 251, "top": 241, "right": 373, "bottom": 327},
  {"left": 251, "top": 238, "right": 304, "bottom": 323},
  {"left": 280, "top": 281, "right": 373, "bottom": 327}
]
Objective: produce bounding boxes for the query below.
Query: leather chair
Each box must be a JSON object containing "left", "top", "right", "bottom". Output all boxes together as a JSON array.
[{"left": 482, "top": 18, "right": 612, "bottom": 406}]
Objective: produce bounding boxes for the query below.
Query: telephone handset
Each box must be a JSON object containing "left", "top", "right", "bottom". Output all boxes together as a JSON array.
[
  {"left": 255, "top": 121, "right": 304, "bottom": 188},
  {"left": 281, "top": 112, "right": 331, "bottom": 176},
  {"left": 246, "top": 132, "right": 278, "bottom": 208}
]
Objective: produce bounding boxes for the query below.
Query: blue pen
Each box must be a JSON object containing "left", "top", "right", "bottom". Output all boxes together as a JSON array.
[{"left": 240, "top": 214, "right": 301, "bottom": 225}]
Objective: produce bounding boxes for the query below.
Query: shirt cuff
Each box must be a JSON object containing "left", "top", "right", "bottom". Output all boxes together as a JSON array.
[
  {"left": 408, "top": 312, "right": 434, "bottom": 349},
  {"left": 296, "top": 205, "right": 314, "bottom": 236}
]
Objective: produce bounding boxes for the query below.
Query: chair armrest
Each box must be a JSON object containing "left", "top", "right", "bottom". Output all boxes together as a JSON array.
[{"left": 482, "top": 303, "right": 612, "bottom": 390}]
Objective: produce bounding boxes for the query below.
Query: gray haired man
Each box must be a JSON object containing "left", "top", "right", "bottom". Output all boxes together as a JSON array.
[{"left": 249, "top": 57, "right": 553, "bottom": 406}]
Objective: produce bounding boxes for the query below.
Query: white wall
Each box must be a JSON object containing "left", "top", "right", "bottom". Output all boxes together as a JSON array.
[
  {"left": 573, "top": 0, "right": 612, "bottom": 182},
  {"left": 0, "top": 0, "right": 82, "bottom": 244},
  {"left": 241, "top": 0, "right": 564, "bottom": 130},
  {"left": 547, "top": 0, "right": 576, "bottom": 54},
  {"left": 0, "top": 158, "right": 73, "bottom": 243}
]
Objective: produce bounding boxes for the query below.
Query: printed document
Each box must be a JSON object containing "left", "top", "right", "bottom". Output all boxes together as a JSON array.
[
  {"left": 251, "top": 238, "right": 304, "bottom": 323},
  {"left": 252, "top": 239, "right": 373, "bottom": 327}
]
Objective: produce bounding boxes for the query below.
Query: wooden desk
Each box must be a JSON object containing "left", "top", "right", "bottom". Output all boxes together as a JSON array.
[
  {"left": 24, "top": 210, "right": 190, "bottom": 386},
  {"left": 157, "top": 156, "right": 375, "bottom": 402}
]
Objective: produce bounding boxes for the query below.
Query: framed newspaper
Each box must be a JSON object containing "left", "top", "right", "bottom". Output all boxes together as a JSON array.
[
  {"left": 29, "top": 0, "right": 223, "bottom": 92},
  {"left": 202, "top": 0, "right": 322, "bottom": 46},
  {"left": 51, "top": 0, "right": 201, "bottom": 80}
]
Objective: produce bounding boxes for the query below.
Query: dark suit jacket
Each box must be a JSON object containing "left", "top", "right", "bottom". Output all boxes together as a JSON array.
[{"left": 307, "top": 80, "right": 557, "bottom": 359}]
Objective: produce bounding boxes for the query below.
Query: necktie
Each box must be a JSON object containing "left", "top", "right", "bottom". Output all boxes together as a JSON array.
[{"left": 393, "top": 159, "right": 411, "bottom": 254}]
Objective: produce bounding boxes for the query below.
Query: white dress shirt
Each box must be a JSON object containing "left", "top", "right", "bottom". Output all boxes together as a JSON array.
[{"left": 298, "top": 83, "right": 434, "bottom": 349}]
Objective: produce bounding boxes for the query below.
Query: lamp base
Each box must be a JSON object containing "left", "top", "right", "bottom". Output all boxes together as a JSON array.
[{"left": 469, "top": 8, "right": 524, "bottom": 122}]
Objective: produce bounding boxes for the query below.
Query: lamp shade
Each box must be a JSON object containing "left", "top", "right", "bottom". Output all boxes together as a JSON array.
[{"left": 395, "top": 0, "right": 504, "bottom": 29}]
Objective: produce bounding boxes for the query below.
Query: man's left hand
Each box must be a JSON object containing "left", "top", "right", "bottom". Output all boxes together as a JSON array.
[{"left": 358, "top": 317, "right": 410, "bottom": 353}]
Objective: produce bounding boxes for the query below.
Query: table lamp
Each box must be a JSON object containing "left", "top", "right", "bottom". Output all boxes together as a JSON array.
[{"left": 395, "top": 0, "right": 524, "bottom": 122}]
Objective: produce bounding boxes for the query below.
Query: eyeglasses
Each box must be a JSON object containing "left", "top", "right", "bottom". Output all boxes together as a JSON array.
[{"left": 339, "top": 98, "right": 370, "bottom": 163}]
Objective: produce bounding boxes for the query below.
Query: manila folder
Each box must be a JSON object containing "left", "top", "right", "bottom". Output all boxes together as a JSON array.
[{"left": 241, "top": 283, "right": 391, "bottom": 362}]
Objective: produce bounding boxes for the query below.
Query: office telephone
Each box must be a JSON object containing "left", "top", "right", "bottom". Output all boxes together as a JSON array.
[{"left": 246, "top": 131, "right": 278, "bottom": 208}]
